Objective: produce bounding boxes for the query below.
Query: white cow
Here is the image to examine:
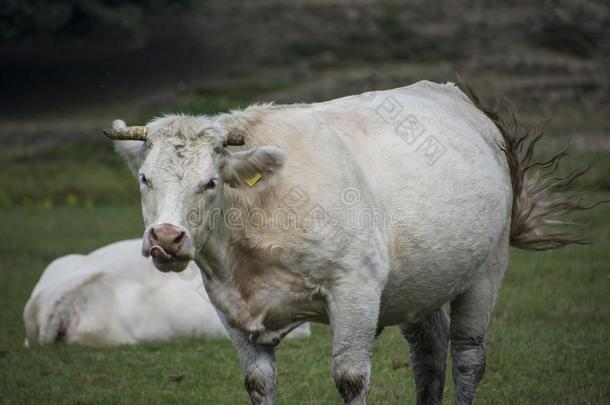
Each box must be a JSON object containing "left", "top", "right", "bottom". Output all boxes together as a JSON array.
[
  {"left": 23, "top": 239, "right": 310, "bottom": 346},
  {"left": 106, "top": 81, "right": 588, "bottom": 404}
]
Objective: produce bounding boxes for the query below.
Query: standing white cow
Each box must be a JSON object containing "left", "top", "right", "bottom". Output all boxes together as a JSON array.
[
  {"left": 105, "top": 81, "right": 589, "bottom": 404},
  {"left": 23, "top": 239, "right": 311, "bottom": 346}
]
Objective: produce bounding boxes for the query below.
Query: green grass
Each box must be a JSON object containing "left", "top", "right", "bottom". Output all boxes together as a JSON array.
[
  {"left": 0, "top": 138, "right": 138, "bottom": 209},
  {"left": 0, "top": 96, "right": 253, "bottom": 209},
  {"left": 0, "top": 150, "right": 609, "bottom": 403}
]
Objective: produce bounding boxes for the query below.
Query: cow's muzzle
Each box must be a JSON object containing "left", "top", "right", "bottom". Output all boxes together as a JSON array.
[{"left": 143, "top": 223, "right": 194, "bottom": 272}]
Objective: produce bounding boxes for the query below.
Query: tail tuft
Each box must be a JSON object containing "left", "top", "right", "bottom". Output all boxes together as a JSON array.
[{"left": 459, "top": 79, "right": 605, "bottom": 251}]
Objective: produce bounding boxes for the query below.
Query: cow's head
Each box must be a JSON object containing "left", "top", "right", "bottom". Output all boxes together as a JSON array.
[{"left": 106, "top": 115, "right": 286, "bottom": 272}]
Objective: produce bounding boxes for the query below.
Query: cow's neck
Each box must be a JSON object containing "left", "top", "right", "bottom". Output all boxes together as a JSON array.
[{"left": 195, "top": 189, "right": 319, "bottom": 333}]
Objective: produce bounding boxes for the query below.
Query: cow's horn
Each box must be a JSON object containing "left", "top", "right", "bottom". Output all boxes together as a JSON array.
[
  {"left": 103, "top": 126, "right": 148, "bottom": 141},
  {"left": 223, "top": 129, "right": 245, "bottom": 146}
]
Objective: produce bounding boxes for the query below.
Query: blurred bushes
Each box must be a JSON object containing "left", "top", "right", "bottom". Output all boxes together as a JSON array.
[
  {"left": 0, "top": 0, "right": 203, "bottom": 43},
  {"left": 529, "top": 7, "right": 603, "bottom": 58},
  {"left": 285, "top": 1, "right": 464, "bottom": 65}
]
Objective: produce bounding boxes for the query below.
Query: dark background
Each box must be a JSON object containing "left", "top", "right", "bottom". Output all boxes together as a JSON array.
[{"left": 2, "top": 0, "right": 609, "bottom": 146}]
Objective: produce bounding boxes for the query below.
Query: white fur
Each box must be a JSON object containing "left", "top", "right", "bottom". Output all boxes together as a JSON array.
[
  {"left": 115, "top": 80, "right": 514, "bottom": 403},
  {"left": 23, "top": 239, "right": 310, "bottom": 346}
]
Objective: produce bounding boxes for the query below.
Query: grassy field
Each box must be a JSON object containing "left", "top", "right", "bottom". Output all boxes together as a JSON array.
[
  {"left": 1, "top": 0, "right": 609, "bottom": 402},
  {"left": 0, "top": 137, "right": 609, "bottom": 404}
]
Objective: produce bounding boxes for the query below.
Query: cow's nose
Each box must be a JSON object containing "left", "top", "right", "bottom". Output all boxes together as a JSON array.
[{"left": 148, "top": 224, "right": 186, "bottom": 256}]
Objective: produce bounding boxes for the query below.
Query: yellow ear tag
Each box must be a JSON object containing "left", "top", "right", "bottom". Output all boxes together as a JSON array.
[{"left": 245, "top": 172, "right": 262, "bottom": 187}]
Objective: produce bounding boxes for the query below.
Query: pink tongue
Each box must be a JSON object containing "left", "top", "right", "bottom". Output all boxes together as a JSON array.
[{"left": 150, "top": 245, "right": 172, "bottom": 261}]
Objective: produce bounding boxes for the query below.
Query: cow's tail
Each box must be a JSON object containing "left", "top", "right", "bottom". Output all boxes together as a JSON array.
[{"left": 461, "top": 81, "right": 605, "bottom": 250}]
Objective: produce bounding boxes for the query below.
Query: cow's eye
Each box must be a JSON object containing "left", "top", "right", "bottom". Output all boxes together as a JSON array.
[
  {"left": 202, "top": 178, "right": 217, "bottom": 192},
  {"left": 139, "top": 173, "right": 150, "bottom": 187}
]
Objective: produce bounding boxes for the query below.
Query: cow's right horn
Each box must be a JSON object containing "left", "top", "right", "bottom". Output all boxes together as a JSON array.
[
  {"left": 223, "top": 129, "right": 246, "bottom": 146},
  {"left": 103, "top": 126, "right": 148, "bottom": 141}
]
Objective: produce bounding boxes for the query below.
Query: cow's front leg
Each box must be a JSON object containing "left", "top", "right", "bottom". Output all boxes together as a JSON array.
[
  {"left": 226, "top": 326, "right": 277, "bottom": 405},
  {"left": 328, "top": 282, "right": 381, "bottom": 405}
]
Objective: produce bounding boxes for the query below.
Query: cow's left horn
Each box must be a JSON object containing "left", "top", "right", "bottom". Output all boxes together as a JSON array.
[{"left": 103, "top": 126, "right": 148, "bottom": 141}]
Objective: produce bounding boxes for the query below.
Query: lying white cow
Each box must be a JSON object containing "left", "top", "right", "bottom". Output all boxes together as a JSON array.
[{"left": 23, "top": 239, "right": 310, "bottom": 346}]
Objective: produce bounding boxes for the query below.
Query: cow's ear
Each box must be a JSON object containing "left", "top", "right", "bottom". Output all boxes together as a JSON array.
[
  {"left": 115, "top": 141, "right": 146, "bottom": 175},
  {"left": 111, "top": 120, "right": 146, "bottom": 175},
  {"left": 219, "top": 146, "right": 286, "bottom": 189}
]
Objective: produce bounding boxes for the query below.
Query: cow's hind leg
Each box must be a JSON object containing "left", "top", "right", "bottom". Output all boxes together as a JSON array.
[
  {"left": 450, "top": 243, "right": 508, "bottom": 405},
  {"left": 400, "top": 308, "right": 449, "bottom": 405}
]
